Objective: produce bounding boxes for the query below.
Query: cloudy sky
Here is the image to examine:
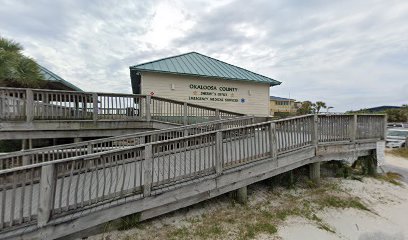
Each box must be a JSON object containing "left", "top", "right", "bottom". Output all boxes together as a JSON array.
[{"left": 1, "top": 0, "right": 407, "bottom": 111}]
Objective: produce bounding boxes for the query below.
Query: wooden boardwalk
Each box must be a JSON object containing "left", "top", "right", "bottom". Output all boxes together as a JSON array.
[
  {"left": 0, "top": 87, "right": 243, "bottom": 140},
  {"left": 0, "top": 113, "right": 386, "bottom": 239},
  {"left": 0, "top": 88, "right": 386, "bottom": 239}
]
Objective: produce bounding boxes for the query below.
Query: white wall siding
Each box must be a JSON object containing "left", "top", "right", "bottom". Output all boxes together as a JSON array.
[{"left": 141, "top": 72, "right": 270, "bottom": 116}]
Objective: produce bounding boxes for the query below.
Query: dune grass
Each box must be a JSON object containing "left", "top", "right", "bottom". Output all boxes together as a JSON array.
[
  {"left": 163, "top": 180, "right": 369, "bottom": 239},
  {"left": 99, "top": 165, "right": 393, "bottom": 240},
  {"left": 389, "top": 148, "right": 408, "bottom": 159},
  {"left": 375, "top": 172, "right": 404, "bottom": 186}
]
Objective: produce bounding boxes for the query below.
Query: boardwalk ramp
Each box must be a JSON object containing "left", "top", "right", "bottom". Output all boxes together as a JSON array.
[
  {"left": 0, "top": 95, "right": 386, "bottom": 239},
  {"left": 0, "top": 87, "right": 243, "bottom": 140}
]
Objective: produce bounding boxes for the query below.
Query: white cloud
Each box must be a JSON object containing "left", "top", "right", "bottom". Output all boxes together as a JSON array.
[{"left": 0, "top": 0, "right": 407, "bottom": 111}]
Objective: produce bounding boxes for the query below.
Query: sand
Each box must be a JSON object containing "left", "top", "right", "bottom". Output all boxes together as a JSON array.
[
  {"left": 278, "top": 178, "right": 408, "bottom": 240},
  {"left": 384, "top": 149, "right": 408, "bottom": 169},
  {"left": 89, "top": 152, "right": 408, "bottom": 240},
  {"left": 279, "top": 151, "right": 408, "bottom": 240}
]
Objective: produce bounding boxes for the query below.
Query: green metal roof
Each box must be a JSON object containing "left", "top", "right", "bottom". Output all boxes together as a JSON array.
[
  {"left": 130, "top": 52, "right": 281, "bottom": 86},
  {"left": 270, "top": 96, "right": 295, "bottom": 101},
  {"left": 38, "top": 65, "right": 83, "bottom": 91}
]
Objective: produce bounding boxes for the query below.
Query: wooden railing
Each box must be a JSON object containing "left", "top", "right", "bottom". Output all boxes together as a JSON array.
[
  {"left": 0, "top": 114, "right": 386, "bottom": 232},
  {"left": 276, "top": 115, "right": 315, "bottom": 153},
  {"left": 356, "top": 115, "right": 386, "bottom": 140},
  {"left": 0, "top": 87, "right": 243, "bottom": 124},
  {"left": 318, "top": 114, "right": 353, "bottom": 142},
  {"left": 0, "top": 116, "right": 254, "bottom": 170},
  {"left": 0, "top": 88, "right": 27, "bottom": 121}
]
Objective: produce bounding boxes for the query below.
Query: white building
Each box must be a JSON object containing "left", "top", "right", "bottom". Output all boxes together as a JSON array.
[{"left": 130, "top": 52, "right": 281, "bottom": 116}]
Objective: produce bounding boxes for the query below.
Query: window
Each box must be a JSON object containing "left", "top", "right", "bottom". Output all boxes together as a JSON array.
[{"left": 276, "top": 101, "right": 289, "bottom": 106}]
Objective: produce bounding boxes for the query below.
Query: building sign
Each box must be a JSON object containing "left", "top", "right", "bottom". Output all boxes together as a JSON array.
[{"left": 188, "top": 84, "right": 241, "bottom": 103}]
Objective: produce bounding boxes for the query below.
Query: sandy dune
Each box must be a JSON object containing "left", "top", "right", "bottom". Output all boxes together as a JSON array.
[
  {"left": 278, "top": 178, "right": 408, "bottom": 240},
  {"left": 89, "top": 152, "right": 408, "bottom": 240},
  {"left": 279, "top": 152, "right": 408, "bottom": 240}
]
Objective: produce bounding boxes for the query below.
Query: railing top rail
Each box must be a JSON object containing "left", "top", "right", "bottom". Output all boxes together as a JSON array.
[
  {"left": 317, "top": 113, "right": 386, "bottom": 117},
  {"left": 273, "top": 114, "right": 315, "bottom": 122},
  {"left": 0, "top": 87, "right": 386, "bottom": 117},
  {"left": 0, "top": 119, "right": 266, "bottom": 174},
  {"left": 0, "top": 113, "right": 385, "bottom": 174},
  {"left": 0, "top": 88, "right": 27, "bottom": 92},
  {"left": 0, "top": 144, "right": 145, "bottom": 174},
  {"left": 0, "top": 119, "right": 274, "bottom": 173},
  {"left": 353, "top": 114, "right": 387, "bottom": 116},
  {"left": 0, "top": 125, "right": 234, "bottom": 174},
  {"left": 272, "top": 113, "right": 384, "bottom": 123},
  {"left": 0, "top": 87, "right": 245, "bottom": 116},
  {"left": 0, "top": 113, "right": 384, "bottom": 161},
  {"left": 0, "top": 116, "right": 253, "bottom": 159}
]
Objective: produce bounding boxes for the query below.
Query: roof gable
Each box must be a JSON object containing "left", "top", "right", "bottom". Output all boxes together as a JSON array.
[
  {"left": 39, "top": 65, "right": 83, "bottom": 91},
  {"left": 270, "top": 96, "right": 295, "bottom": 101},
  {"left": 130, "top": 52, "right": 281, "bottom": 86}
]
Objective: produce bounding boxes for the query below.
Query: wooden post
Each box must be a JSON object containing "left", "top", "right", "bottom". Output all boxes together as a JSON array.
[
  {"left": 287, "top": 170, "right": 295, "bottom": 187},
  {"left": 236, "top": 186, "right": 247, "bottom": 204},
  {"left": 21, "top": 139, "right": 27, "bottom": 150},
  {"left": 38, "top": 164, "right": 56, "bottom": 227},
  {"left": 215, "top": 109, "right": 220, "bottom": 120},
  {"left": 218, "top": 121, "right": 225, "bottom": 130},
  {"left": 269, "top": 122, "right": 277, "bottom": 162},
  {"left": 351, "top": 114, "right": 358, "bottom": 142},
  {"left": 74, "top": 99, "right": 79, "bottom": 118},
  {"left": 312, "top": 114, "right": 318, "bottom": 147},
  {"left": 145, "top": 95, "right": 151, "bottom": 122},
  {"left": 184, "top": 129, "right": 189, "bottom": 137},
  {"left": 26, "top": 89, "right": 34, "bottom": 122},
  {"left": 0, "top": 91, "right": 3, "bottom": 117},
  {"left": 139, "top": 136, "right": 146, "bottom": 144},
  {"left": 82, "top": 95, "right": 87, "bottom": 119},
  {"left": 143, "top": 144, "right": 153, "bottom": 197},
  {"left": 309, "top": 162, "right": 320, "bottom": 186},
  {"left": 92, "top": 93, "right": 98, "bottom": 122},
  {"left": 87, "top": 142, "right": 93, "bottom": 154},
  {"left": 21, "top": 139, "right": 33, "bottom": 149},
  {"left": 28, "top": 139, "right": 33, "bottom": 149},
  {"left": 383, "top": 115, "right": 388, "bottom": 141},
  {"left": 183, "top": 102, "right": 188, "bottom": 125},
  {"left": 22, "top": 140, "right": 29, "bottom": 165},
  {"left": 215, "top": 131, "right": 223, "bottom": 175},
  {"left": 230, "top": 186, "right": 248, "bottom": 204},
  {"left": 273, "top": 171, "right": 295, "bottom": 188},
  {"left": 22, "top": 139, "right": 32, "bottom": 165}
]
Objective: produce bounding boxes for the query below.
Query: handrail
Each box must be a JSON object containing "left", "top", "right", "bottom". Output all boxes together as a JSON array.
[
  {"left": 273, "top": 114, "right": 315, "bottom": 122},
  {"left": 0, "top": 116, "right": 252, "bottom": 157},
  {"left": 0, "top": 114, "right": 385, "bottom": 170},
  {"left": 0, "top": 116, "right": 307, "bottom": 173},
  {"left": 0, "top": 114, "right": 386, "bottom": 175},
  {"left": 0, "top": 116, "right": 254, "bottom": 169},
  {"left": 0, "top": 87, "right": 244, "bottom": 124},
  {"left": 0, "top": 113, "right": 386, "bottom": 233}
]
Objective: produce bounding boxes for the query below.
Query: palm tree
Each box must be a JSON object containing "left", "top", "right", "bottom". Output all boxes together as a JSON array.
[
  {"left": 0, "top": 36, "right": 44, "bottom": 88},
  {"left": 297, "top": 101, "right": 314, "bottom": 115},
  {"left": 314, "top": 101, "right": 327, "bottom": 114}
]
